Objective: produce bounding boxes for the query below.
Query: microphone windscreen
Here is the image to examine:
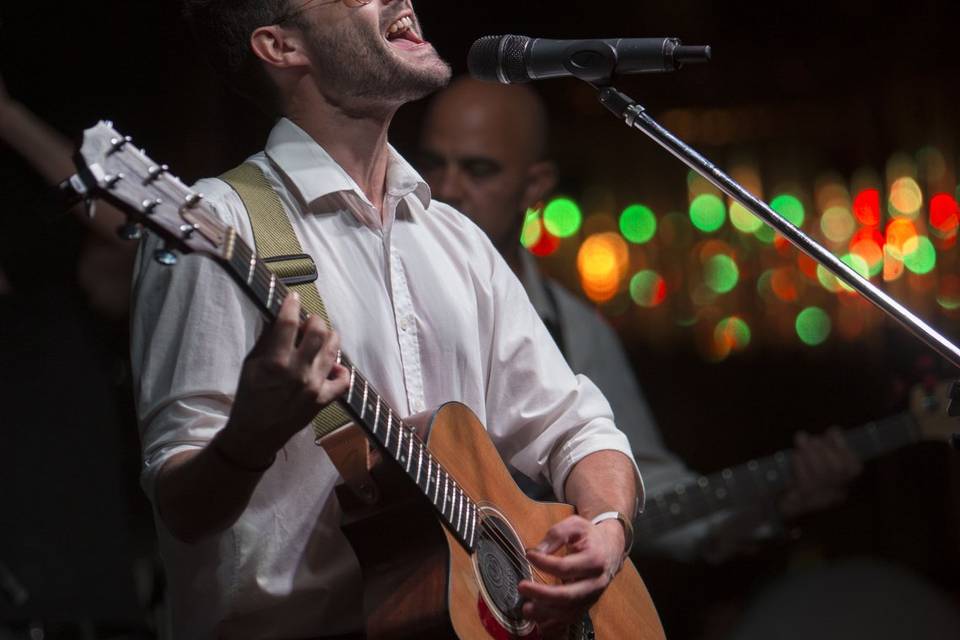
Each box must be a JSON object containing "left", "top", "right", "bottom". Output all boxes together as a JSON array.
[{"left": 468, "top": 35, "right": 531, "bottom": 84}]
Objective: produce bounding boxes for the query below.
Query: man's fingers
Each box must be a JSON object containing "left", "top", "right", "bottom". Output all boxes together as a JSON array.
[
  {"left": 310, "top": 329, "right": 341, "bottom": 380},
  {"left": 533, "top": 516, "right": 591, "bottom": 554},
  {"left": 256, "top": 292, "right": 301, "bottom": 358},
  {"left": 292, "top": 316, "right": 329, "bottom": 372},
  {"left": 527, "top": 548, "right": 605, "bottom": 581}
]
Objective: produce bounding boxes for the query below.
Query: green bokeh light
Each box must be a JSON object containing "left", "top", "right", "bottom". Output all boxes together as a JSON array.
[
  {"left": 796, "top": 307, "right": 831, "bottom": 346},
  {"left": 704, "top": 254, "right": 739, "bottom": 293},
  {"left": 543, "top": 197, "right": 583, "bottom": 238},
  {"left": 715, "top": 317, "right": 752, "bottom": 351},
  {"left": 520, "top": 208, "right": 542, "bottom": 248},
  {"left": 620, "top": 204, "right": 657, "bottom": 244},
  {"left": 771, "top": 194, "right": 805, "bottom": 228},
  {"left": 903, "top": 236, "right": 937, "bottom": 275},
  {"left": 629, "top": 270, "right": 666, "bottom": 307},
  {"left": 839, "top": 253, "right": 871, "bottom": 291},
  {"left": 730, "top": 202, "right": 764, "bottom": 233},
  {"left": 754, "top": 224, "right": 777, "bottom": 244},
  {"left": 690, "top": 194, "right": 727, "bottom": 233}
]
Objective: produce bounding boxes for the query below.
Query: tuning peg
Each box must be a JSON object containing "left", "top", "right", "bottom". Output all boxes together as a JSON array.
[
  {"left": 154, "top": 248, "right": 178, "bottom": 266},
  {"left": 116, "top": 223, "right": 143, "bottom": 241}
]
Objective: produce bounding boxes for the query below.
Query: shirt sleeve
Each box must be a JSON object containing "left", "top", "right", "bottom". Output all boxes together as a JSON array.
[
  {"left": 130, "top": 179, "right": 263, "bottom": 502},
  {"left": 477, "top": 241, "right": 643, "bottom": 508}
]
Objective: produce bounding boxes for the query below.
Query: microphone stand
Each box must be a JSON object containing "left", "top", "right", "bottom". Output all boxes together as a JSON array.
[{"left": 591, "top": 84, "right": 960, "bottom": 445}]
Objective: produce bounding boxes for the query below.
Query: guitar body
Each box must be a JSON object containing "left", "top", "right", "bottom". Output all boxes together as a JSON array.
[{"left": 337, "top": 402, "right": 665, "bottom": 640}]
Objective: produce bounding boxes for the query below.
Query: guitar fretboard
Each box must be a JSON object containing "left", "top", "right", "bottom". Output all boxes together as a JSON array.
[
  {"left": 635, "top": 413, "right": 918, "bottom": 540},
  {"left": 223, "top": 229, "right": 480, "bottom": 551}
]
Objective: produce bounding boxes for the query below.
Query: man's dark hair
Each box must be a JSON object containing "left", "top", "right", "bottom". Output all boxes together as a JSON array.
[{"left": 181, "top": 0, "right": 297, "bottom": 115}]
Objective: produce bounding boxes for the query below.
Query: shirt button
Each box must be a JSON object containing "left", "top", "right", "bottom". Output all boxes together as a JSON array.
[{"left": 400, "top": 317, "right": 409, "bottom": 332}]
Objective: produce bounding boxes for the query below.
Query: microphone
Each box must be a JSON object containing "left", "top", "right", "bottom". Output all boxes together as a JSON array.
[{"left": 468, "top": 35, "right": 711, "bottom": 85}]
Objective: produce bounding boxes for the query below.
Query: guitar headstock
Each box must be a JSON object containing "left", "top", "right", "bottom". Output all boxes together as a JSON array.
[
  {"left": 909, "top": 381, "right": 960, "bottom": 444},
  {"left": 73, "top": 121, "right": 227, "bottom": 260}
]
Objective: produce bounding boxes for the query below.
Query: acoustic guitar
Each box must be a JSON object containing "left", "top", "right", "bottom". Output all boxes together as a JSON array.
[{"left": 66, "top": 122, "right": 666, "bottom": 639}]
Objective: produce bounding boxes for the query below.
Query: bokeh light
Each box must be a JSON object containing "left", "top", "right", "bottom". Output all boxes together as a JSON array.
[
  {"left": 730, "top": 202, "right": 764, "bottom": 233},
  {"left": 629, "top": 270, "right": 667, "bottom": 307},
  {"left": 690, "top": 194, "right": 727, "bottom": 233},
  {"left": 903, "top": 236, "right": 937, "bottom": 275},
  {"left": 529, "top": 228, "right": 560, "bottom": 257},
  {"left": 771, "top": 268, "right": 800, "bottom": 302},
  {"left": 771, "top": 194, "right": 805, "bottom": 228},
  {"left": 888, "top": 177, "right": 923, "bottom": 218},
  {"left": 704, "top": 254, "right": 739, "bottom": 294},
  {"left": 543, "top": 197, "right": 583, "bottom": 238},
  {"left": 714, "top": 316, "right": 752, "bottom": 357},
  {"left": 929, "top": 193, "right": 959, "bottom": 238},
  {"left": 620, "top": 204, "right": 657, "bottom": 244},
  {"left": 886, "top": 218, "right": 918, "bottom": 253},
  {"left": 853, "top": 189, "right": 881, "bottom": 226},
  {"left": 577, "top": 232, "right": 629, "bottom": 302},
  {"left": 796, "top": 307, "right": 831, "bottom": 346},
  {"left": 520, "top": 208, "right": 542, "bottom": 248},
  {"left": 937, "top": 275, "right": 960, "bottom": 310},
  {"left": 820, "top": 206, "right": 856, "bottom": 243}
]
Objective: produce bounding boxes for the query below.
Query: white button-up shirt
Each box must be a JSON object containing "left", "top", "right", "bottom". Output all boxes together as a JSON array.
[{"left": 131, "top": 118, "right": 639, "bottom": 639}]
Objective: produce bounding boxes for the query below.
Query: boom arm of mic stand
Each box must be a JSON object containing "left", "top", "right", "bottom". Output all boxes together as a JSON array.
[{"left": 596, "top": 86, "right": 960, "bottom": 440}]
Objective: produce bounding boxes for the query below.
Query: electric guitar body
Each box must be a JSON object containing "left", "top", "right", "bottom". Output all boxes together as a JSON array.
[{"left": 337, "top": 402, "right": 665, "bottom": 640}]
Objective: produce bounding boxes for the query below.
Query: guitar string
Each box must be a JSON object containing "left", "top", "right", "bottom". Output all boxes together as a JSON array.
[{"left": 115, "top": 151, "right": 553, "bottom": 585}]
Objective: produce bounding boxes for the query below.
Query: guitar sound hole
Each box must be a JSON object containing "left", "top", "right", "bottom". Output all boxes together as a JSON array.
[{"left": 475, "top": 513, "right": 530, "bottom": 626}]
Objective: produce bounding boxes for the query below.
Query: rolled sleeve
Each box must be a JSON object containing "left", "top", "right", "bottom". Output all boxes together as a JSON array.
[
  {"left": 130, "top": 179, "right": 261, "bottom": 504},
  {"left": 477, "top": 234, "right": 644, "bottom": 509}
]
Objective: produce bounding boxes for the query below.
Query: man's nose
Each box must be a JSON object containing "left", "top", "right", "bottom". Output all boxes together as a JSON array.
[{"left": 433, "top": 166, "right": 465, "bottom": 207}]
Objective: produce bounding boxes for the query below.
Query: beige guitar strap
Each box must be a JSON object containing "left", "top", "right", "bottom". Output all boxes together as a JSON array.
[{"left": 220, "top": 164, "right": 375, "bottom": 498}]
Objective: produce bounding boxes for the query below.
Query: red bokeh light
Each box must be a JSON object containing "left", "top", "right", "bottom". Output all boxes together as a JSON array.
[
  {"left": 929, "top": 193, "right": 959, "bottom": 237},
  {"left": 853, "top": 189, "right": 881, "bottom": 226},
  {"left": 530, "top": 229, "right": 561, "bottom": 257}
]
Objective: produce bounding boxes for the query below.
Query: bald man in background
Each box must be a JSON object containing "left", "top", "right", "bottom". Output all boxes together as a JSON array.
[{"left": 417, "top": 76, "right": 862, "bottom": 559}]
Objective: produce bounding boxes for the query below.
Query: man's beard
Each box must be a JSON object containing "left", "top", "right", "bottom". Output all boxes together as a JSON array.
[{"left": 303, "top": 15, "right": 451, "bottom": 106}]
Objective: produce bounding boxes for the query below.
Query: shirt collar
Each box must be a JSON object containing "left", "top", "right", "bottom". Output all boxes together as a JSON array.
[
  {"left": 519, "top": 250, "right": 557, "bottom": 324},
  {"left": 264, "top": 117, "right": 431, "bottom": 212}
]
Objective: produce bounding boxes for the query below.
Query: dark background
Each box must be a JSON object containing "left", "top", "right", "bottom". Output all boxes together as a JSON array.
[{"left": 1, "top": 1, "right": 959, "bottom": 638}]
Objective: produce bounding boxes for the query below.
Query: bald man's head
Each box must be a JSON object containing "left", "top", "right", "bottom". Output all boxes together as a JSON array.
[{"left": 418, "top": 76, "right": 557, "bottom": 265}]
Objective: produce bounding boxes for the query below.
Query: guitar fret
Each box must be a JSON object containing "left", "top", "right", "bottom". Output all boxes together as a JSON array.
[
  {"left": 424, "top": 458, "right": 432, "bottom": 493},
  {"left": 415, "top": 446, "right": 424, "bottom": 484},
  {"left": 456, "top": 491, "right": 464, "bottom": 530},
  {"left": 434, "top": 467, "right": 442, "bottom": 503},
  {"left": 396, "top": 422, "right": 404, "bottom": 458},
  {"left": 247, "top": 254, "right": 257, "bottom": 284},
  {"left": 373, "top": 396, "right": 381, "bottom": 435},
  {"left": 443, "top": 476, "right": 450, "bottom": 517},
  {"left": 360, "top": 380, "right": 369, "bottom": 420},
  {"left": 406, "top": 432, "right": 414, "bottom": 473},
  {"left": 266, "top": 274, "right": 277, "bottom": 310},
  {"left": 347, "top": 367, "right": 356, "bottom": 404}
]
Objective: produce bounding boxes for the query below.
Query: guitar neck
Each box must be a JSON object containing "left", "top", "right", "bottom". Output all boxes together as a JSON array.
[
  {"left": 220, "top": 229, "right": 480, "bottom": 551},
  {"left": 635, "top": 412, "right": 919, "bottom": 540}
]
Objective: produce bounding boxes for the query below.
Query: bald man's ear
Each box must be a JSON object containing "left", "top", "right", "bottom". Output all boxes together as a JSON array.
[
  {"left": 522, "top": 161, "right": 559, "bottom": 211},
  {"left": 251, "top": 24, "right": 312, "bottom": 71}
]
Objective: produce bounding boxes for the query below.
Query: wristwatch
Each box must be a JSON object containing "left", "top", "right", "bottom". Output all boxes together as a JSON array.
[{"left": 591, "top": 511, "right": 635, "bottom": 555}]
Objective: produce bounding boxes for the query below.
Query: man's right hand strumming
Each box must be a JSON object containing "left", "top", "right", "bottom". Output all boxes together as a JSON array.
[{"left": 156, "top": 293, "right": 350, "bottom": 544}]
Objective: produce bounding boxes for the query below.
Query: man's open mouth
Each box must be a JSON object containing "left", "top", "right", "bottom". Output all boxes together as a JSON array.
[{"left": 385, "top": 15, "right": 424, "bottom": 49}]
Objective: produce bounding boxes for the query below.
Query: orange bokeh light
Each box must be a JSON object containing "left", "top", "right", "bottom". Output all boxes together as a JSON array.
[
  {"left": 577, "top": 232, "right": 629, "bottom": 302},
  {"left": 771, "top": 268, "right": 799, "bottom": 302},
  {"left": 885, "top": 218, "right": 918, "bottom": 253}
]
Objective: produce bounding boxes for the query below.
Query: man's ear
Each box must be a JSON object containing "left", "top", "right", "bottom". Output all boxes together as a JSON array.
[
  {"left": 522, "top": 160, "right": 559, "bottom": 211},
  {"left": 250, "top": 24, "right": 311, "bottom": 70}
]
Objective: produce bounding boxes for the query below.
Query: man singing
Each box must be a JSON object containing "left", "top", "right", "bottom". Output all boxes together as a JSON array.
[{"left": 132, "top": 1, "right": 641, "bottom": 637}]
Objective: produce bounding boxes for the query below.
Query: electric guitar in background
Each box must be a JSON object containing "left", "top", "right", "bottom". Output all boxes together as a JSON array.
[
  {"left": 635, "top": 383, "right": 958, "bottom": 542},
  {"left": 64, "top": 122, "right": 666, "bottom": 640}
]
